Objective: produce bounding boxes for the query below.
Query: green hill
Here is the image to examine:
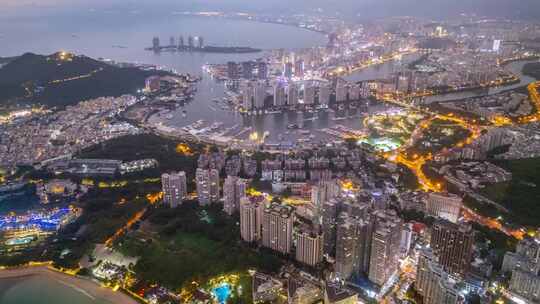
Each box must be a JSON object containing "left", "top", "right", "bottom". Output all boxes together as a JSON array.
[{"left": 0, "top": 52, "right": 167, "bottom": 108}]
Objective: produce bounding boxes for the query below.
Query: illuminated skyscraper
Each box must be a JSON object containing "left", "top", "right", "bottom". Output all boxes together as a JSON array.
[
  {"left": 294, "top": 60, "right": 305, "bottom": 78},
  {"left": 416, "top": 249, "right": 464, "bottom": 304},
  {"left": 254, "top": 81, "right": 266, "bottom": 109},
  {"left": 303, "top": 85, "right": 316, "bottom": 105},
  {"left": 261, "top": 203, "right": 294, "bottom": 254},
  {"left": 287, "top": 84, "right": 299, "bottom": 106},
  {"left": 430, "top": 220, "right": 474, "bottom": 276},
  {"left": 335, "top": 80, "right": 348, "bottom": 102},
  {"left": 368, "top": 210, "right": 403, "bottom": 286},
  {"left": 241, "top": 81, "right": 254, "bottom": 111},
  {"left": 152, "top": 37, "right": 160, "bottom": 50},
  {"left": 295, "top": 226, "right": 324, "bottom": 267},
  {"left": 257, "top": 61, "right": 268, "bottom": 80},
  {"left": 311, "top": 181, "right": 339, "bottom": 210},
  {"left": 283, "top": 62, "right": 294, "bottom": 78},
  {"left": 434, "top": 26, "right": 446, "bottom": 37},
  {"left": 395, "top": 74, "right": 410, "bottom": 93},
  {"left": 243, "top": 61, "right": 254, "bottom": 79},
  {"left": 321, "top": 199, "right": 340, "bottom": 257},
  {"left": 509, "top": 268, "right": 540, "bottom": 303},
  {"left": 504, "top": 237, "right": 540, "bottom": 302},
  {"left": 400, "top": 223, "right": 414, "bottom": 257},
  {"left": 198, "top": 36, "right": 204, "bottom": 48},
  {"left": 360, "top": 82, "right": 371, "bottom": 98},
  {"left": 227, "top": 61, "right": 239, "bottom": 79},
  {"left": 178, "top": 36, "right": 184, "bottom": 49},
  {"left": 318, "top": 84, "right": 331, "bottom": 106},
  {"left": 223, "top": 176, "right": 247, "bottom": 216},
  {"left": 273, "top": 82, "right": 287, "bottom": 107},
  {"left": 356, "top": 217, "right": 375, "bottom": 275},
  {"left": 240, "top": 196, "right": 266, "bottom": 243},
  {"left": 348, "top": 84, "right": 361, "bottom": 101},
  {"left": 196, "top": 168, "right": 220, "bottom": 206},
  {"left": 161, "top": 171, "right": 187, "bottom": 208},
  {"left": 209, "top": 169, "right": 220, "bottom": 202},
  {"left": 335, "top": 214, "right": 358, "bottom": 279},
  {"left": 516, "top": 237, "right": 540, "bottom": 263}
]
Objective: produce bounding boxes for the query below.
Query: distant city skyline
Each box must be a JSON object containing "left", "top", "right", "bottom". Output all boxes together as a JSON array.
[{"left": 3, "top": 0, "right": 540, "bottom": 20}]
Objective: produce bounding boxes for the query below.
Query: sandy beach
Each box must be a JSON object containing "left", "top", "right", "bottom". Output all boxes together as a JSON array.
[{"left": 0, "top": 266, "right": 138, "bottom": 304}]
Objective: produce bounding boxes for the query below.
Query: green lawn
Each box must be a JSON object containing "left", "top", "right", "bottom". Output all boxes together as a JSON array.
[{"left": 116, "top": 202, "right": 283, "bottom": 290}]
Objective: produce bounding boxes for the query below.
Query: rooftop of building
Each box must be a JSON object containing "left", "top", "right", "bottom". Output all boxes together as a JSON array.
[
  {"left": 433, "top": 218, "right": 472, "bottom": 233},
  {"left": 265, "top": 202, "right": 295, "bottom": 218},
  {"left": 325, "top": 283, "right": 357, "bottom": 303},
  {"left": 162, "top": 171, "right": 186, "bottom": 177},
  {"left": 240, "top": 195, "right": 268, "bottom": 205}
]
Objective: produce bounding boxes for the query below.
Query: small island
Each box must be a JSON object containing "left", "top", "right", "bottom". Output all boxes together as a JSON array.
[{"left": 145, "top": 35, "right": 262, "bottom": 54}]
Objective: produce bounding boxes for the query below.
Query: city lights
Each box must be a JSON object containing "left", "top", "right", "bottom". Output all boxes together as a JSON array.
[
  {"left": 2, "top": 6, "right": 540, "bottom": 304},
  {"left": 0, "top": 207, "right": 79, "bottom": 233},
  {"left": 175, "top": 143, "right": 194, "bottom": 156}
]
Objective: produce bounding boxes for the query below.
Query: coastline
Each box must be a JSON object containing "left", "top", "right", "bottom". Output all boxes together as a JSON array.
[
  {"left": 0, "top": 266, "right": 138, "bottom": 304},
  {"left": 179, "top": 13, "right": 329, "bottom": 35},
  {"left": 229, "top": 18, "right": 329, "bottom": 35}
]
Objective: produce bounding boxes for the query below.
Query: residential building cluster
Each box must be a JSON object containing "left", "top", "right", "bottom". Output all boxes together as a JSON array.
[
  {"left": 161, "top": 171, "right": 187, "bottom": 208},
  {"left": 502, "top": 234, "right": 540, "bottom": 304},
  {"left": 44, "top": 158, "right": 157, "bottom": 177},
  {"left": 497, "top": 123, "right": 540, "bottom": 160},
  {"left": 237, "top": 78, "right": 370, "bottom": 113},
  {"left": 439, "top": 161, "right": 512, "bottom": 192},
  {"left": 444, "top": 92, "right": 533, "bottom": 121},
  {"left": 0, "top": 95, "right": 140, "bottom": 171},
  {"left": 261, "top": 153, "right": 364, "bottom": 183},
  {"left": 434, "top": 128, "right": 510, "bottom": 162},
  {"left": 119, "top": 159, "right": 158, "bottom": 175}
]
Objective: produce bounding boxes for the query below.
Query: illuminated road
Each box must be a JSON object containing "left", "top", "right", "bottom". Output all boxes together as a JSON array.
[
  {"left": 379, "top": 81, "right": 540, "bottom": 239},
  {"left": 48, "top": 68, "right": 104, "bottom": 84},
  {"left": 390, "top": 152, "right": 438, "bottom": 191},
  {"left": 327, "top": 49, "right": 418, "bottom": 77},
  {"left": 518, "top": 81, "right": 540, "bottom": 123},
  {"left": 383, "top": 112, "right": 482, "bottom": 192},
  {"left": 103, "top": 187, "right": 163, "bottom": 247},
  {"left": 381, "top": 82, "right": 540, "bottom": 192},
  {"left": 377, "top": 113, "right": 439, "bottom": 192},
  {"left": 105, "top": 208, "right": 147, "bottom": 247},
  {"left": 462, "top": 207, "right": 525, "bottom": 240}
]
